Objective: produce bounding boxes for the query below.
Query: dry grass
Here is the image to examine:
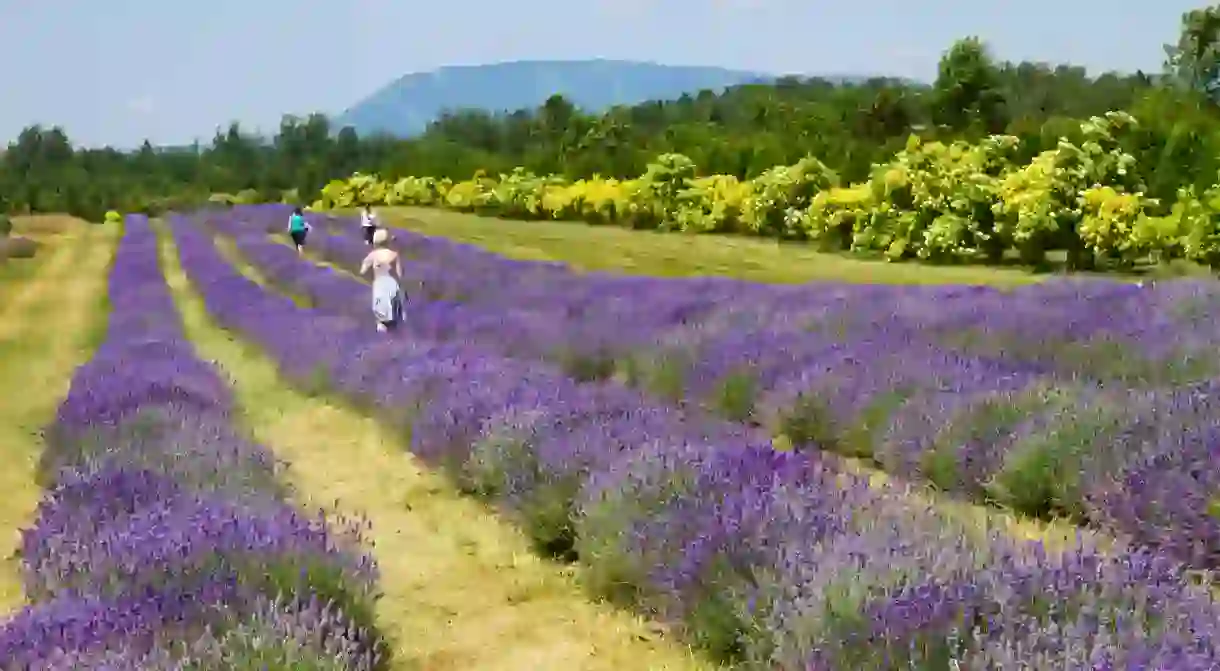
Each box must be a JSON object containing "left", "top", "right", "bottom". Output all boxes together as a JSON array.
[
  {"left": 380, "top": 207, "right": 1045, "bottom": 286},
  {"left": 0, "top": 221, "right": 116, "bottom": 613},
  {"left": 159, "top": 231, "right": 712, "bottom": 671}
]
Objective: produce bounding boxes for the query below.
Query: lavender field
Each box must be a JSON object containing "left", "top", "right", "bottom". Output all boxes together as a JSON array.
[
  {"left": 181, "top": 204, "right": 1220, "bottom": 667},
  {"left": 4, "top": 205, "right": 1220, "bottom": 669},
  {"left": 213, "top": 206, "right": 1220, "bottom": 573},
  {"left": 0, "top": 216, "right": 385, "bottom": 669}
]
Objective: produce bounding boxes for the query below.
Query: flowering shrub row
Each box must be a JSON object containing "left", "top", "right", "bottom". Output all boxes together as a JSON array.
[{"left": 310, "top": 112, "right": 1220, "bottom": 270}]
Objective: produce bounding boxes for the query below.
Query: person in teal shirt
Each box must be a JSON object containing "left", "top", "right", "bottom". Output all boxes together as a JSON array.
[{"left": 287, "top": 207, "right": 310, "bottom": 253}]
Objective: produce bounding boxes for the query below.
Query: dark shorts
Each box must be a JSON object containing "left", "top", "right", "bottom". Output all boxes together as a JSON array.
[
  {"left": 363, "top": 225, "right": 376, "bottom": 244},
  {"left": 290, "top": 230, "right": 307, "bottom": 246}
]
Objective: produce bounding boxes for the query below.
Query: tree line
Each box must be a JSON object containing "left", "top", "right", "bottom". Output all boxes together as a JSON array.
[{"left": 7, "top": 7, "right": 1220, "bottom": 223}]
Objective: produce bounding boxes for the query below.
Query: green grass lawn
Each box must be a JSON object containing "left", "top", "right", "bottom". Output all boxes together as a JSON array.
[{"left": 377, "top": 207, "right": 1047, "bottom": 286}]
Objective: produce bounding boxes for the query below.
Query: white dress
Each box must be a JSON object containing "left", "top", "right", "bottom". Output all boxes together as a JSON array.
[{"left": 369, "top": 257, "right": 402, "bottom": 324}]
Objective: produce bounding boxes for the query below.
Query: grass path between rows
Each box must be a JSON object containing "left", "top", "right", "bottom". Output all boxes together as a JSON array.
[
  {"left": 159, "top": 233, "right": 711, "bottom": 671},
  {"left": 0, "top": 221, "right": 116, "bottom": 612}
]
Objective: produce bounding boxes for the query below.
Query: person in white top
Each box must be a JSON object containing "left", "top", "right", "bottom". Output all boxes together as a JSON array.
[
  {"left": 360, "top": 204, "right": 379, "bottom": 246},
  {"left": 359, "top": 228, "right": 403, "bottom": 332}
]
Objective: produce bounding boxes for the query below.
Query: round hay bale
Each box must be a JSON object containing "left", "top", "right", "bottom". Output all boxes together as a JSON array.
[{"left": 0, "top": 236, "right": 40, "bottom": 260}]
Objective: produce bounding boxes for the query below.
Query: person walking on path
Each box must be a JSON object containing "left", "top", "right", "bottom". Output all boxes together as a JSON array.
[
  {"left": 287, "top": 207, "right": 311, "bottom": 254},
  {"left": 360, "top": 204, "right": 379, "bottom": 246},
  {"left": 359, "top": 228, "right": 403, "bottom": 332}
]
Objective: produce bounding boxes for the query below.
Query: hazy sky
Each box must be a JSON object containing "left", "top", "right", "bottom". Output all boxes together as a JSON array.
[{"left": 0, "top": 1, "right": 1202, "bottom": 148}]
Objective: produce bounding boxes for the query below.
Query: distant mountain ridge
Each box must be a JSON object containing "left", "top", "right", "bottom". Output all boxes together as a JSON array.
[{"left": 334, "top": 59, "right": 780, "bottom": 137}]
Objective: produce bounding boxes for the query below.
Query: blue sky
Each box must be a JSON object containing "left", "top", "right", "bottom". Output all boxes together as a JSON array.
[{"left": 0, "top": 0, "right": 1202, "bottom": 148}]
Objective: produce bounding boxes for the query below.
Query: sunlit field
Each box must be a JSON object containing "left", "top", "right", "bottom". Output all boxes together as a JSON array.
[{"left": 4, "top": 204, "right": 1220, "bottom": 669}]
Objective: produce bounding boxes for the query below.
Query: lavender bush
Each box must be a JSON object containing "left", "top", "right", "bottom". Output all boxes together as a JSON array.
[
  {"left": 0, "top": 215, "right": 385, "bottom": 670},
  {"left": 174, "top": 211, "right": 1220, "bottom": 668}
]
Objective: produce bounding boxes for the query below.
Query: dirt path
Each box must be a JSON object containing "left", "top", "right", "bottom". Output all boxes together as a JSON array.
[
  {"left": 0, "top": 224, "right": 116, "bottom": 612},
  {"left": 160, "top": 233, "right": 710, "bottom": 671}
]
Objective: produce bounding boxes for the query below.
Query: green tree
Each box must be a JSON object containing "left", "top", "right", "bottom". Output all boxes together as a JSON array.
[
  {"left": 1165, "top": 5, "right": 1220, "bottom": 102},
  {"left": 932, "top": 37, "right": 1009, "bottom": 134}
]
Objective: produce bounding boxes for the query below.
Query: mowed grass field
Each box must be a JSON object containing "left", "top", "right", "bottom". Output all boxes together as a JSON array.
[{"left": 378, "top": 206, "right": 1048, "bottom": 286}]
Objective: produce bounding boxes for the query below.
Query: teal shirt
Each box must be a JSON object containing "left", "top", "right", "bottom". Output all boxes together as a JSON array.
[{"left": 288, "top": 214, "right": 307, "bottom": 233}]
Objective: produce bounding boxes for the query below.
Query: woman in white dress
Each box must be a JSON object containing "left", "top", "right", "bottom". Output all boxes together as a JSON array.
[{"left": 359, "top": 228, "right": 403, "bottom": 332}]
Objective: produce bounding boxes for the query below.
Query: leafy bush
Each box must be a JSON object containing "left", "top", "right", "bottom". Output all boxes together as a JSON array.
[{"left": 740, "top": 156, "right": 838, "bottom": 238}]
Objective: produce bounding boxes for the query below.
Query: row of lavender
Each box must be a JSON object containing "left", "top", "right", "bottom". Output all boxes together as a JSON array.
[
  {"left": 175, "top": 211, "right": 1220, "bottom": 668},
  {"left": 0, "top": 216, "right": 385, "bottom": 670},
  {"left": 208, "top": 205, "right": 1220, "bottom": 576}
]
